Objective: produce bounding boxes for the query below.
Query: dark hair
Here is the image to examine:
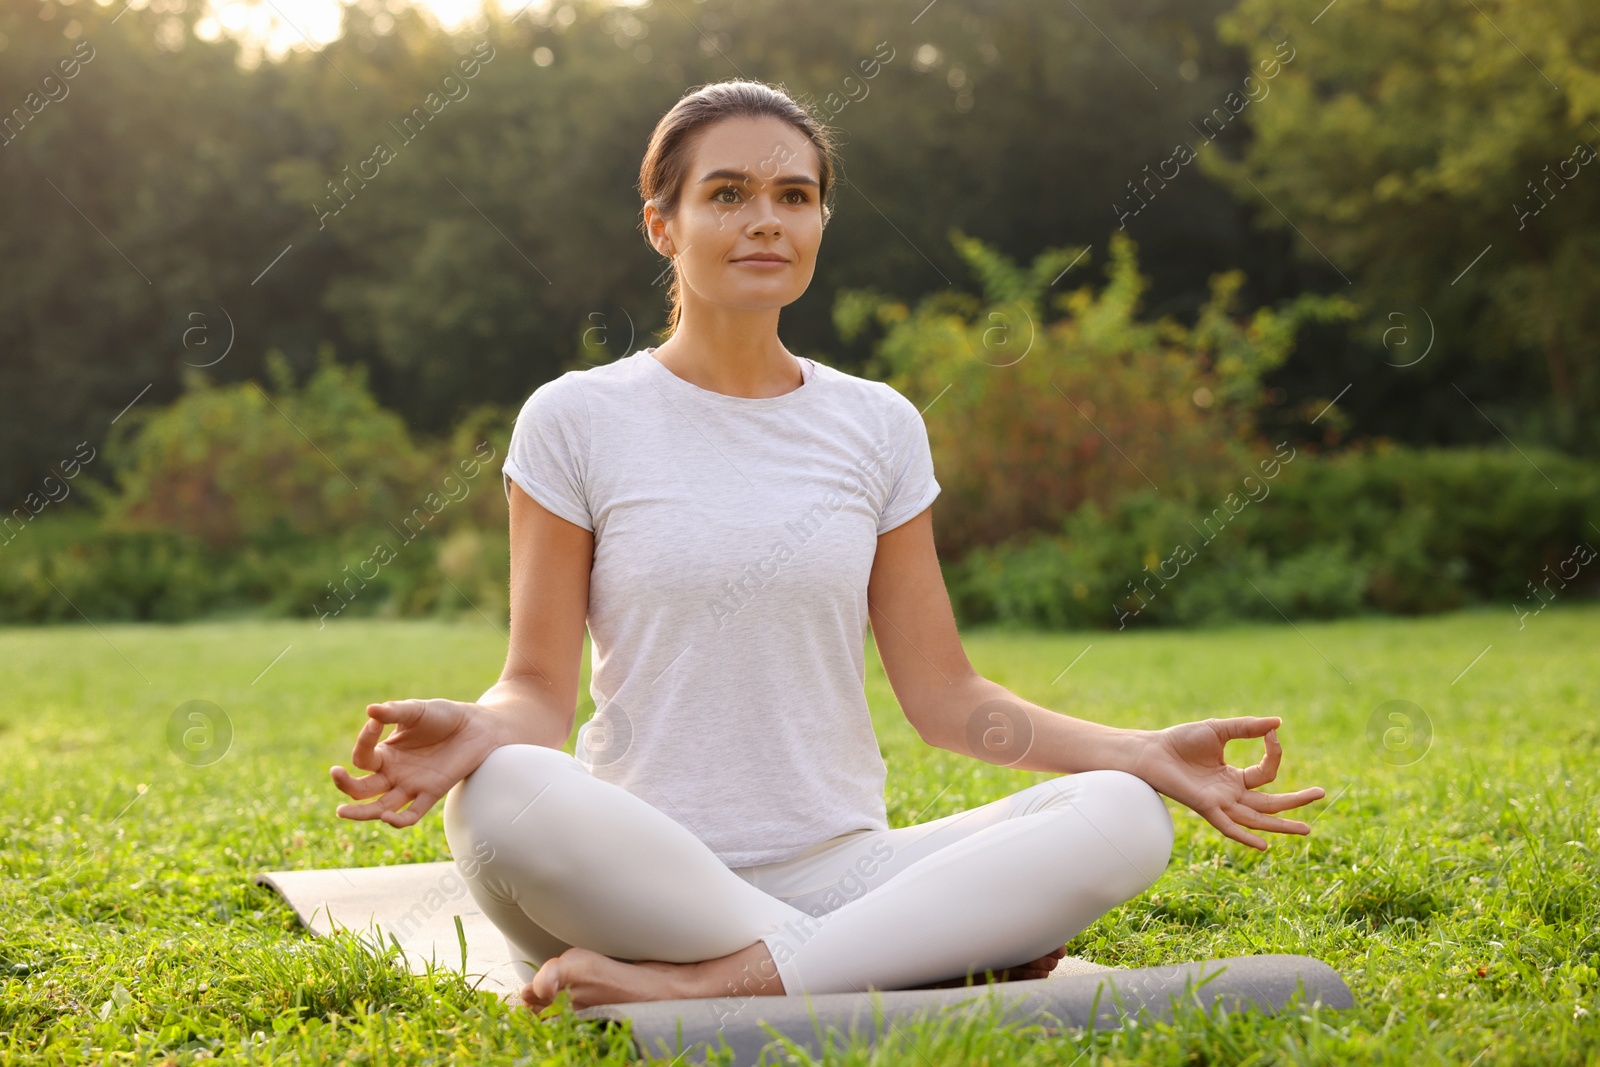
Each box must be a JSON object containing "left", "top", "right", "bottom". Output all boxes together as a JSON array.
[{"left": 637, "top": 79, "right": 840, "bottom": 336}]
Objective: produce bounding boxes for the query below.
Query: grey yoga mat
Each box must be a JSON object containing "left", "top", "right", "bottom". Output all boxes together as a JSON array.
[
  {"left": 256, "top": 860, "right": 1354, "bottom": 1063},
  {"left": 578, "top": 954, "right": 1355, "bottom": 1066}
]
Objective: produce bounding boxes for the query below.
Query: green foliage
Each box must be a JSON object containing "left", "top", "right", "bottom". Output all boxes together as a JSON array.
[
  {"left": 0, "top": 508, "right": 512, "bottom": 626},
  {"left": 99, "top": 347, "right": 432, "bottom": 552},
  {"left": 1206, "top": 0, "right": 1600, "bottom": 451},
  {"left": 9, "top": 0, "right": 1437, "bottom": 513},
  {"left": 838, "top": 230, "right": 1356, "bottom": 559},
  {"left": 948, "top": 445, "right": 1600, "bottom": 629},
  {"left": 0, "top": 354, "right": 518, "bottom": 626}
]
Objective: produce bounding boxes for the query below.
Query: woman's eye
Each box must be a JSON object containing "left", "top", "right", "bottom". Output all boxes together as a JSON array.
[{"left": 711, "top": 186, "right": 808, "bottom": 206}]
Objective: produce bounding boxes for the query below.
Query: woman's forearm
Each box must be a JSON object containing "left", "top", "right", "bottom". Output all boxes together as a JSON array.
[
  {"left": 918, "top": 674, "right": 1155, "bottom": 776},
  {"left": 474, "top": 673, "right": 577, "bottom": 752}
]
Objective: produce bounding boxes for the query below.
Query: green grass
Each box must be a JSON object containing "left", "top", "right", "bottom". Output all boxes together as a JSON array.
[{"left": 2, "top": 605, "right": 1598, "bottom": 1065}]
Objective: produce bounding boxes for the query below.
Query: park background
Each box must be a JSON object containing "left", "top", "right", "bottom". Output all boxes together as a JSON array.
[{"left": 2, "top": 0, "right": 1599, "bottom": 1062}]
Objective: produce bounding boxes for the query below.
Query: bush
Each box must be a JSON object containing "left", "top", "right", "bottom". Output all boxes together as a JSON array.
[
  {"left": 947, "top": 445, "right": 1600, "bottom": 629},
  {"left": 98, "top": 346, "right": 437, "bottom": 551},
  {"left": 0, "top": 348, "right": 518, "bottom": 626},
  {"left": 836, "top": 229, "right": 1357, "bottom": 560},
  {"left": 0, "top": 510, "right": 513, "bottom": 626}
]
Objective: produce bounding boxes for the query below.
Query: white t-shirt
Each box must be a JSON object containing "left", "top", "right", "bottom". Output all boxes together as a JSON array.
[{"left": 502, "top": 347, "right": 941, "bottom": 866}]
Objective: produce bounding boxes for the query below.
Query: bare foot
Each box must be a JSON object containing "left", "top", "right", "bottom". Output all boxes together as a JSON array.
[
  {"left": 520, "top": 947, "right": 696, "bottom": 1013},
  {"left": 521, "top": 940, "right": 784, "bottom": 1013},
  {"left": 910, "top": 944, "right": 1069, "bottom": 989}
]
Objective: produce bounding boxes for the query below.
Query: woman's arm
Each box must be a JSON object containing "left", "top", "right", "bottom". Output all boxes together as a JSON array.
[
  {"left": 867, "top": 505, "right": 1324, "bottom": 849},
  {"left": 914, "top": 673, "right": 1156, "bottom": 776},
  {"left": 866, "top": 506, "right": 1149, "bottom": 774}
]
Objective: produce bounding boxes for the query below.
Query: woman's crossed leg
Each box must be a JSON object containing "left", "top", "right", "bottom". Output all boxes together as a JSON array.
[{"left": 441, "top": 743, "right": 1174, "bottom": 1006}]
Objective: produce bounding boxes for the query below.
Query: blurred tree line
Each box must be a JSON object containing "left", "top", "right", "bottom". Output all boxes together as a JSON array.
[
  {"left": 4, "top": 228, "right": 1593, "bottom": 627},
  {"left": 4, "top": 0, "right": 1596, "bottom": 511}
]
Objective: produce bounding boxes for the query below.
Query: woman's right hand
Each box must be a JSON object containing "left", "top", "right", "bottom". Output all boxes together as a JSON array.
[{"left": 330, "top": 698, "right": 501, "bottom": 828}]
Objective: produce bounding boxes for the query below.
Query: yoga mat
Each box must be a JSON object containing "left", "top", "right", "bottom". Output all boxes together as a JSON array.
[
  {"left": 579, "top": 954, "right": 1355, "bottom": 1066},
  {"left": 255, "top": 860, "right": 528, "bottom": 999},
  {"left": 256, "top": 860, "right": 1354, "bottom": 1065}
]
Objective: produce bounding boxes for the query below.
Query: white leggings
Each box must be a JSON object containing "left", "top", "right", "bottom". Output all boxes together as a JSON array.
[{"left": 441, "top": 743, "right": 1174, "bottom": 997}]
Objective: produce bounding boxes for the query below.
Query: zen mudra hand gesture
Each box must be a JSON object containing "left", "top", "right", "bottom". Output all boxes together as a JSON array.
[
  {"left": 1129, "top": 715, "right": 1323, "bottom": 851},
  {"left": 330, "top": 698, "right": 501, "bottom": 829},
  {"left": 332, "top": 697, "right": 1322, "bottom": 851}
]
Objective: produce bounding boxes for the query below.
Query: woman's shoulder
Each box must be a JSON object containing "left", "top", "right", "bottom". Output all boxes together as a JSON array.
[
  {"left": 515, "top": 353, "right": 642, "bottom": 418},
  {"left": 810, "top": 360, "right": 918, "bottom": 418}
]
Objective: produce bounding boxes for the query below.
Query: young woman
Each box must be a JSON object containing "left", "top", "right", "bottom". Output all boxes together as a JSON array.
[{"left": 329, "top": 79, "right": 1325, "bottom": 1012}]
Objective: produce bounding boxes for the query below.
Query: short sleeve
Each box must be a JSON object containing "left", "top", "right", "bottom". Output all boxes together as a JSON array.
[
  {"left": 876, "top": 397, "right": 941, "bottom": 535},
  {"left": 503, "top": 374, "right": 594, "bottom": 531}
]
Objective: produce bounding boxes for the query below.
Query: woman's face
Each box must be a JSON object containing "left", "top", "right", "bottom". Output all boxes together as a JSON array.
[{"left": 647, "top": 115, "right": 824, "bottom": 317}]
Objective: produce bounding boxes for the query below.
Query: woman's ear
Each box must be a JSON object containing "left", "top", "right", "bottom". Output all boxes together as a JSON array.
[{"left": 643, "top": 200, "right": 675, "bottom": 257}]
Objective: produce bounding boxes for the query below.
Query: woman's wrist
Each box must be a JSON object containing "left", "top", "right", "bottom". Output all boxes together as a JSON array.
[
  {"left": 1124, "top": 725, "right": 1171, "bottom": 784},
  {"left": 466, "top": 702, "right": 514, "bottom": 756},
  {"left": 473, "top": 682, "right": 575, "bottom": 751}
]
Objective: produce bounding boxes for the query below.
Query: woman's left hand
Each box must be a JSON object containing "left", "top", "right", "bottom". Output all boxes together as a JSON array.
[{"left": 1130, "top": 716, "right": 1325, "bottom": 851}]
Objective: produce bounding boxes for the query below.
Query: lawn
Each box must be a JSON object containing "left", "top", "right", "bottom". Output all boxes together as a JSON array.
[{"left": 2, "top": 605, "right": 1597, "bottom": 1065}]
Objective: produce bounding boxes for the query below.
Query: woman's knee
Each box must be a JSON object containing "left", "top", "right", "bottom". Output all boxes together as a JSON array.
[
  {"left": 1072, "top": 769, "right": 1175, "bottom": 895},
  {"left": 443, "top": 744, "right": 581, "bottom": 867}
]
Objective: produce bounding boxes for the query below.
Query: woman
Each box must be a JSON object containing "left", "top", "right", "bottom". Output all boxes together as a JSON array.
[{"left": 329, "top": 79, "right": 1325, "bottom": 1012}]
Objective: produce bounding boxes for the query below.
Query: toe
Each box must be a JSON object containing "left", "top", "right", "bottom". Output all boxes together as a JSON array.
[{"left": 523, "top": 963, "right": 560, "bottom": 1010}]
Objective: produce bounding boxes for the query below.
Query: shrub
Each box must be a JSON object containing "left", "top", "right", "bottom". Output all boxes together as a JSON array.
[
  {"left": 947, "top": 445, "right": 1600, "bottom": 629},
  {"left": 0, "top": 347, "right": 518, "bottom": 626},
  {"left": 97, "top": 346, "right": 437, "bottom": 551},
  {"left": 0, "top": 510, "right": 513, "bottom": 626},
  {"left": 836, "top": 229, "right": 1357, "bottom": 560}
]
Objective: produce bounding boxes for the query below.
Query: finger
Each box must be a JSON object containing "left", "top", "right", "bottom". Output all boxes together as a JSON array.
[
  {"left": 1241, "top": 727, "right": 1284, "bottom": 789},
  {"left": 1239, "top": 786, "right": 1327, "bottom": 814},
  {"left": 352, "top": 700, "right": 429, "bottom": 766},
  {"left": 1226, "top": 802, "right": 1311, "bottom": 837},
  {"left": 369, "top": 699, "right": 429, "bottom": 728},
  {"left": 329, "top": 764, "right": 389, "bottom": 800},
  {"left": 381, "top": 790, "right": 441, "bottom": 829},
  {"left": 1213, "top": 715, "right": 1282, "bottom": 742},
  {"left": 350, "top": 714, "right": 388, "bottom": 773},
  {"left": 336, "top": 787, "right": 411, "bottom": 822},
  {"left": 1204, "top": 806, "right": 1268, "bottom": 851}
]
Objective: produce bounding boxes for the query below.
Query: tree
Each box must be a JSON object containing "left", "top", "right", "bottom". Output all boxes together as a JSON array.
[{"left": 1202, "top": 0, "right": 1600, "bottom": 451}]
